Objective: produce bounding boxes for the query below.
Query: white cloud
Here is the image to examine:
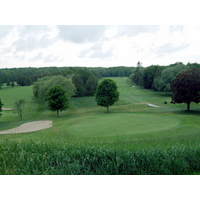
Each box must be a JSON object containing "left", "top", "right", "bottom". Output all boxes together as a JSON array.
[{"left": 0, "top": 25, "right": 200, "bottom": 68}]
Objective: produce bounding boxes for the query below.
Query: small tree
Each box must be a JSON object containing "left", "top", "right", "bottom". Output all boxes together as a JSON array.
[
  {"left": 171, "top": 68, "right": 200, "bottom": 111},
  {"left": 47, "top": 86, "right": 69, "bottom": 116},
  {"left": 15, "top": 99, "right": 25, "bottom": 120},
  {"left": 96, "top": 79, "right": 119, "bottom": 113}
]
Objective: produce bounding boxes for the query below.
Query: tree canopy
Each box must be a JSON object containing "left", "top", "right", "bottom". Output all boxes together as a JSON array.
[
  {"left": 47, "top": 86, "right": 69, "bottom": 116},
  {"left": 0, "top": 66, "right": 135, "bottom": 87},
  {"left": 33, "top": 75, "right": 75, "bottom": 103},
  {"left": 171, "top": 68, "right": 200, "bottom": 111},
  {"left": 95, "top": 79, "right": 119, "bottom": 112},
  {"left": 129, "top": 62, "right": 200, "bottom": 93},
  {"left": 72, "top": 70, "right": 98, "bottom": 97}
]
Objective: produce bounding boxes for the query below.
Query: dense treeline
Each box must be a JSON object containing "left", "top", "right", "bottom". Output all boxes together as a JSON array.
[
  {"left": 0, "top": 66, "right": 135, "bottom": 87},
  {"left": 72, "top": 69, "right": 98, "bottom": 97},
  {"left": 129, "top": 62, "right": 200, "bottom": 92}
]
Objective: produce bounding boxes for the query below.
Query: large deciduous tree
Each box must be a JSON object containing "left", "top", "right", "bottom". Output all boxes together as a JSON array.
[
  {"left": 171, "top": 68, "right": 200, "bottom": 111},
  {"left": 96, "top": 79, "right": 119, "bottom": 113},
  {"left": 47, "top": 86, "right": 69, "bottom": 116}
]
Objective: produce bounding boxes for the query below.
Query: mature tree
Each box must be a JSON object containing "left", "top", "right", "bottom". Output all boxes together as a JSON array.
[
  {"left": 47, "top": 86, "right": 69, "bottom": 116},
  {"left": 33, "top": 75, "right": 75, "bottom": 103},
  {"left": 15, "top": 99, "right": 25, "bottom": 120},
  {"left": 171, "top": 68, "right": 200, "bottom": 111},
  {"left": 72, "top": 70, "right": 98, "bottom": 97},
  {"left": 96, "top": 79, "right": 119, "bottom": 113}
]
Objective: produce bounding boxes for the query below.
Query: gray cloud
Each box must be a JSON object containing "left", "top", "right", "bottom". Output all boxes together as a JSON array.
[
  {"left": 156, "top": 43, "right": 190, "bottom": 55},
  {"left": 57, "top": 25, "right": 107, "bottom": 43},
  {"left": 13, "top": 26, "right": 57, "bottom": 52},
  {"left": 30, "top": 52, "right": 63, "bottom": 63},
  {"left": 116, "top": 25, "right": 160, "bottom": 36},
  {"left": 79, "top": 43, "right": 113, "bottom": 58}
]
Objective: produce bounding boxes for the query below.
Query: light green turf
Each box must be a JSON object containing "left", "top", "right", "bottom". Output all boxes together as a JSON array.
[
  {"left": 1, "top": 77, "right": 200, "bottom": 150},
  {"left": 67, "top": 113, "right": 180, "bottom": 137}
]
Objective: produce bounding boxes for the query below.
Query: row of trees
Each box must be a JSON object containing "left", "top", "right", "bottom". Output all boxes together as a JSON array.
[
  {"left": 0, "top": 66, "right": 135, "bottom": 87},
  {"left": 33, "top": 71, "right": 119, "bottom": 116},
  {"left": 130, "top": 62, "right": 200, "bottom": 92},
  {"left": 131, "top": 64, "right": 200, "bottom": 111},
  {"left": 33, "top": 70, "right": 98, "bottom": 100}
]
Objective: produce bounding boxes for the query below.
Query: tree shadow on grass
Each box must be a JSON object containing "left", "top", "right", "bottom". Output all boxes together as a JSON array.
[{"left": 172, "top": 110, "right": 200, "bottom": 116}]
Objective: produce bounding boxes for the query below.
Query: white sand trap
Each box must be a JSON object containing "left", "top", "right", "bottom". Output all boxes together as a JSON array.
[
  {"left": 2, "top": 107, "right": 13, "bottom": 111},
  {"left": 147, "top": 103, "right": 160, "bottom": 108},
  {"left": 0, "top": 120, "right": 52, "bottom": 134}
]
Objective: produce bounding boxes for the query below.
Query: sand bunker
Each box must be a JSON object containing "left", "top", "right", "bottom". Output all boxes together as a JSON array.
[
  {"left": 2, "top": 107, "right": 13, "bottom": 111},
  {"left": 0, "top": 120, "right": 52, "bottom": 134},
  {"left": 147, "top": 103, "right": 160, "bottom": 108}
]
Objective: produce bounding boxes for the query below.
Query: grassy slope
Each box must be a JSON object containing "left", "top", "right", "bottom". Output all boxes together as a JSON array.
[{"left": 1, "top": 78, "right": 200, "bottom": 151}]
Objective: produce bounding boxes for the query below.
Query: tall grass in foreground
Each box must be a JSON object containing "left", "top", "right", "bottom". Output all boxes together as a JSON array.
[{"left": 0, "top": 141, "right": 200, "bottom": 175}]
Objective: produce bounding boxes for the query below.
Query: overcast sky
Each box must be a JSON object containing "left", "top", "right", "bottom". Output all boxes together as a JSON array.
[{"left": 0, "top": 25, "right": 200, "bottom": 68}]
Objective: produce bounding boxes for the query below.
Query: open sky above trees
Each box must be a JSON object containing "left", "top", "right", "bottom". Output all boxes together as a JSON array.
[{"left": 1, "top": 25, "right": 200, "bottom": 68}]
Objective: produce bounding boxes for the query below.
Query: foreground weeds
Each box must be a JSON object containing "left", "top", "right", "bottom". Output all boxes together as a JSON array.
[{"left": 0, "top": 141, "right": 200, "bottom": 174}]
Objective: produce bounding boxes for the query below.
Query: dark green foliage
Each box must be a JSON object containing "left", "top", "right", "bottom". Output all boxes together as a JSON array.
[
  {"left": 129, "top": 67, "right": 144, "bottom": 86},
  {"left": 72, "top": 70, "right": 98, "bottom": 97},
  {"left": 171, "top": 68, "right": 200, "bottom": 111},
  {"left": 143, "top": 65, "right": 161, "bottom": 89},
  {"left": 15, "top": 99, "right": 25, "bottom": 120},
  {"left": 0, "top": 66, "right": 135, "bottom": 87},
  {"left": 1, "top": 142, "right": 200, "bottom": 174},
  {"left": 153, "top": 63, "right": 189, "bottom": 92},
  {"left": 90, "top": 66, "right": 135, "bottom": 77},
  {"left": 96, "top": 79, "right": 119, "bottom": 112},
  {"left": 130, "top": 62, "right": 200, "bottom": 92},
  {"left": 47, "top": 86, "right": 69, "bottom": 116}
]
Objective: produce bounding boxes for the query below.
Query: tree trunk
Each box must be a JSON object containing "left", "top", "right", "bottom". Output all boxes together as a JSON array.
[
  {"left": 20, "top": 111, "right": 22, "bottom": 120},
  {"left": 107, "top": 106, "right": 109, "bottom": 113},
  {"left": 187, "top": 102, "right": 191, "bottom": 111},
  {"left": 57, "top": 110, "right": 59, "bottom": 117}
]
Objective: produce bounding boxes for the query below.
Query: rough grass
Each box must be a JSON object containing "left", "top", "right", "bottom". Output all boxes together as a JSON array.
[{"left": 0, "top": 141, "right": 200, "bottom": 175}]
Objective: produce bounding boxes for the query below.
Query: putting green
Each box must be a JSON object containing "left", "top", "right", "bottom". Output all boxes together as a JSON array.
[{"left": 67, "top": 113, "right": 180, "bottom": 137}]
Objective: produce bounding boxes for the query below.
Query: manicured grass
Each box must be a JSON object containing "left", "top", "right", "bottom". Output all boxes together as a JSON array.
[
  {"left": 1, "top": 77, "right": 200, "bottom": 174},
  {"left": 0, "top": 86, "right": 33, "bottom": 107},
  {"left": 1, "top": 77, "right": 200, "bottom": 151}
]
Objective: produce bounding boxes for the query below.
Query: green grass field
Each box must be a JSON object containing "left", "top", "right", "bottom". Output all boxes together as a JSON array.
[{"left": 1, "top": 77, "right": 200, "bottom": 174}]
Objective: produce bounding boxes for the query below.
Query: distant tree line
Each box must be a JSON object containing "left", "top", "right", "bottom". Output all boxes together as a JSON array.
[
  {"left": 0, "top": 66, "right": 135, "bottom": 87},
  {"left": 129, "top": 62, "right": 200, "bottom": 93}
]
